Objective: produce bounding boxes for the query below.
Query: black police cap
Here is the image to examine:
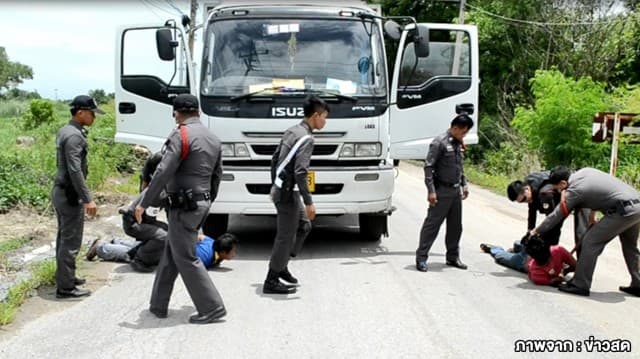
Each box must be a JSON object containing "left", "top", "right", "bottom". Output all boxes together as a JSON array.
[
  {"left": 173, "top": 94, "right": 199, "bottom": 112},
  {"left": 70, "top": 95, "right": 105, "bottom": 114}
]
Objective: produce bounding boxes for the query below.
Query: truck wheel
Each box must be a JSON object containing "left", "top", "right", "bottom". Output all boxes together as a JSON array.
[
  {"left": 359, "top": 214, "right": 387, "bottom": 242},
  {"left": 202, "top": 213, "right": 228, "bottom": 238}
]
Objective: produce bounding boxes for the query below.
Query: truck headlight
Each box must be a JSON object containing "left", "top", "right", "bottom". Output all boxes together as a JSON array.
[
  {"left": 340, "top": 143, "right": 355, "bottom": 157},
  {"left": 221, "top": 143, "right": 234, "bottom": 157},
  {"left": 355, "top": 143, "right": 381, "bottom": 157},
  {"left": 234, "top": 144, "right": 249, "bottom": 157},
  {"left": 221, "top": 143, "right": 249, "bottom": 157}
]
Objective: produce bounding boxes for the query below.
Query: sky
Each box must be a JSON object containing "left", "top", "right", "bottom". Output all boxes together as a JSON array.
[{"left": 0, "top": 0, "right": 202, "bottom": 100}]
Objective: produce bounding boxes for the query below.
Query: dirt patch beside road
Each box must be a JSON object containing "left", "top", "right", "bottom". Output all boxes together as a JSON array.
[{"left": 0, "top": 192, "right": 136, "bottom": 340}]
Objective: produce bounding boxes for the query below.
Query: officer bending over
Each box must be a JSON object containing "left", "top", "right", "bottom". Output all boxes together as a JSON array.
[{"left": 135, "top": 94, "right": 226, "bottom": 323}]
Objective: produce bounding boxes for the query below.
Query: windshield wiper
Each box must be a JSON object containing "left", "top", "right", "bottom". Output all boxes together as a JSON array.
[
  {"left": 299, "top": 89, "right": 358, "bottom": 103},
  {"left": 230, "top": 87, "right": 284, "bottom": 102},
  {"left": 230, "top": 87, "right": 358, "bottom": 103}
]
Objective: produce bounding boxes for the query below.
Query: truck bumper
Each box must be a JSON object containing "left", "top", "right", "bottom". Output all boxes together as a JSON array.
[{"left": 210, "top": 165, "right": 395, "bottom": 215}]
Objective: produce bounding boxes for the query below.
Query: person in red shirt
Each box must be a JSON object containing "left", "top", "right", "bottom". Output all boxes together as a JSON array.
[{"left": 525, "top": 234, "right": 576, "bottom": 286}]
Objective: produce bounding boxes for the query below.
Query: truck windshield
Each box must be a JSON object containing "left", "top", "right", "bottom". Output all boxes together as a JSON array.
[{"left": 201, "top": 18, "right": 386, "bottom": 98}]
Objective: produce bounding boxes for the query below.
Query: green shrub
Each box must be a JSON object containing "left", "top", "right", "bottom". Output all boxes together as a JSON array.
[
  {"left": 22, "top": 99, "right": 56, "bottom": 130},
  {"left": 0, "top": 153, "right": 50, "bottom": 212},
  {"left": 512, "top": 70, "right": 610, "bottom": 168}
]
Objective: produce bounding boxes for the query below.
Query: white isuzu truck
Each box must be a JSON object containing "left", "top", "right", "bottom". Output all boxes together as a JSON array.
[{"left": 115, "top": 0, "right": 479, "bottom": 240}]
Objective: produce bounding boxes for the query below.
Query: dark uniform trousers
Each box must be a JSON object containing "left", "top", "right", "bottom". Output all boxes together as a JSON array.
[
  {"left": 149, "top": 201, "right": 223, "bottom": 314},
  {"left": 52, "top": 186, "right": 84, "bottom": 290},
  {"left": 416, "top": 185, "right": 462, "bottom": 262},
  {"left": 573, "top": 206, "right": 640, "bottom": 290},
  {"left": 122, "top": 214, "right": 167, "bottom": 265},
  {"left": 269, "top": 190, "right": 312, "bottom": 272}
]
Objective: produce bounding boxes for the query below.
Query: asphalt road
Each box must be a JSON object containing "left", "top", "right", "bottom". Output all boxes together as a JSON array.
[{"left": 1, "top": 163, "right": 638, "bottom": 358}]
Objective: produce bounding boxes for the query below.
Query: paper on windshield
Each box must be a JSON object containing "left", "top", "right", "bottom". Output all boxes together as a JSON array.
[
  {"left": 326, "top": 78, "right": 357, "bottom": 94},
  {"left": 272, "top": 78, "right": 305, "bottom": 89},
  {"left": 249, "top": 83, "right": 273, "bottom": 93}
]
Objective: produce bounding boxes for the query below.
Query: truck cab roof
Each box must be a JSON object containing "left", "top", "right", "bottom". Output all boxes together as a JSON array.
[{"left": 206, "top": 0, "right": 376, "bottom": 20}]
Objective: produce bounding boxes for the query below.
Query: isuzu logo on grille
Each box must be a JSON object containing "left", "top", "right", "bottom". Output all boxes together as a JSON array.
[{"left": 271, "top": 107, "right": 304, "bottom": 117}]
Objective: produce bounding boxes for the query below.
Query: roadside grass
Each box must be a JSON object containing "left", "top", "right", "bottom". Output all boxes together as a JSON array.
[
  {"left": 0, "top": 259, "right": 57, "bottom": 326},
  {"left": 464, "top": 165, "right": 511, "bottom": 197},
  {"left": 0, "top": 236, "right": 31, "bottom": 253},
  {"left": 0, "top": 100, "right": 29, "bottom": 118},
  {"left": 405, "top": 159, "right": 510, "bottom": 198},
  {"left": 101, "top": 173, "right": 140, "bottom": 196},
  {"left": 0, "top": 238, "right": 88, "bottom": 326}
]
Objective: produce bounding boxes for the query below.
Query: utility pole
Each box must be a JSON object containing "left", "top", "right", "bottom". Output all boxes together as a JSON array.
[
  {"left": 451, "top": 0, "right": 466, "bottom": 76},
  {"left": 188, "top": 0, "right": 198, "bottom": 55}
]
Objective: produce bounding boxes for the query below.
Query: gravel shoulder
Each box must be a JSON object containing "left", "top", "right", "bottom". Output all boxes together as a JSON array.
[{"left": 0, "top": 191, "right": 134, "bottom": 340}]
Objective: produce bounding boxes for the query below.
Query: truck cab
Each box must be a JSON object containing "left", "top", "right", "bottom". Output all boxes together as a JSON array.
[{"left": 115, "top": 0, "right": 479, "bottom": 241}]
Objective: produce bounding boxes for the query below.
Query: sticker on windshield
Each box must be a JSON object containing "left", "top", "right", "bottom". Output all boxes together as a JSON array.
[
  {"left": 265, "top": 23, "right": 301, "bottom": 35},
  {"left": 267, "top": 25, "right": 279, "bottom": 35}
]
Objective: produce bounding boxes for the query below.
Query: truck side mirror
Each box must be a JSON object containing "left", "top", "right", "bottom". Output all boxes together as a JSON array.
[
  {"left": 156, "top": 28, "right": 177, "bottom": 61},
  {"left": 414, "top": 24, "right": 429, "bottom": 58},
  {"left": 384, "top": 20, "right": 401, "bottom": 41}
]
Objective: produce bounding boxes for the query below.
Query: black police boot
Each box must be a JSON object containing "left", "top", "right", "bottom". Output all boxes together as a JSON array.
[
  {"left": 279, "top": 267, "right": 299, "bottom": 285},
  {"left": 56, "top": 287, "right": 91, "bottom": 299},
  {"left": 130, "top": 258, "right": 155, "bottom": 273},
  {"left": 263, "top": 270, "right": 296, "bottom": 294}
]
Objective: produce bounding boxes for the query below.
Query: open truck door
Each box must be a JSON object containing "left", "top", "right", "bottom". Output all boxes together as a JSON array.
[
  {"left": 389, "top": 24, "right": 479, "bottom": 160},
  {"left": 115, "top": 24, "right": 192, "bottom": 153}
]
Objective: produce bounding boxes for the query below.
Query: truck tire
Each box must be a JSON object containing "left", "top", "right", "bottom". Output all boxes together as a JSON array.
[
  {"left": 202, "top": 213, "right": 228, "bottom": 238},
  {"left": 359, "top": 213, "right": 387, "bottom": 242}
]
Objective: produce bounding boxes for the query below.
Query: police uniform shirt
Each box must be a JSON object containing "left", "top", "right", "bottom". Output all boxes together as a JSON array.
[
  {"left": 423, "top": 129, "right": 466, "bottom": 194},
  {"left": 524, "top": 171, "right": 555, "bottom": 229},
  {"left": 54, "top": 120, "right": 92, "bottom": 203},
  {"left": 272, "top": 121, "right": 314, "bottom": 205},
  {"left": 140, "top": 117, "right": 223, "bottom": 208},
  {"left": 536, "top": 167, "right": 640, "bottom": 234}
]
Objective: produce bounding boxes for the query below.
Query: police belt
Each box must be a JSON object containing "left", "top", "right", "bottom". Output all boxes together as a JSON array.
[
  {"left": 605, "top": 198, "right": 640, "bottom": 215},
  {"left": 435, "top": 181, "right": 461, "bottom": 188},
  {"left": 167, "top": 191, "right": 211, "bottom": 203}
]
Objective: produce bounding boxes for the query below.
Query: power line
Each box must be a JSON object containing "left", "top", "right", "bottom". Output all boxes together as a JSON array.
[
  {"left": 144, "top": 0, "right": 181, "bottom": 17},
  {"left": 139, "top": 0, "right": 165, "bottom": 21},
  {"left": 165, "top": 0, "right": 186, "bottom": 16},
  {"left": 466, "top": 3, "right": 620, "bottom": 27}
]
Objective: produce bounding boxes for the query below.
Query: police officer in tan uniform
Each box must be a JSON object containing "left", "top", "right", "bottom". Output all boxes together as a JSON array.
[
  {"left": 135, "top": 94, "right": 225, "bottom": 323},
  {"left": 533, "top": 166, "right": 640, "bottom": 297},
  {"left": 415, "top": 114, "right": 474, "bottom": 272},
  {"left": 53, "top": 95, "right": 103, "bottom": 299}
]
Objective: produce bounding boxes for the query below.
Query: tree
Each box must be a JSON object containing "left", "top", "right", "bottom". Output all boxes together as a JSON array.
[
  {"left": 463, "top": 0, "right": 640, "bottom": 162},
  {"left": 380, "top": 0, "right": 459, "bottom": 23},
  {"left": 0, "top": 47, "right": 33, "bottom": 91},
  {"left": 4, "top": 88, "right": 40, "bottom": 100},
  {"left": 88, "top": 89, "right": 109, "bottom": 104}
]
